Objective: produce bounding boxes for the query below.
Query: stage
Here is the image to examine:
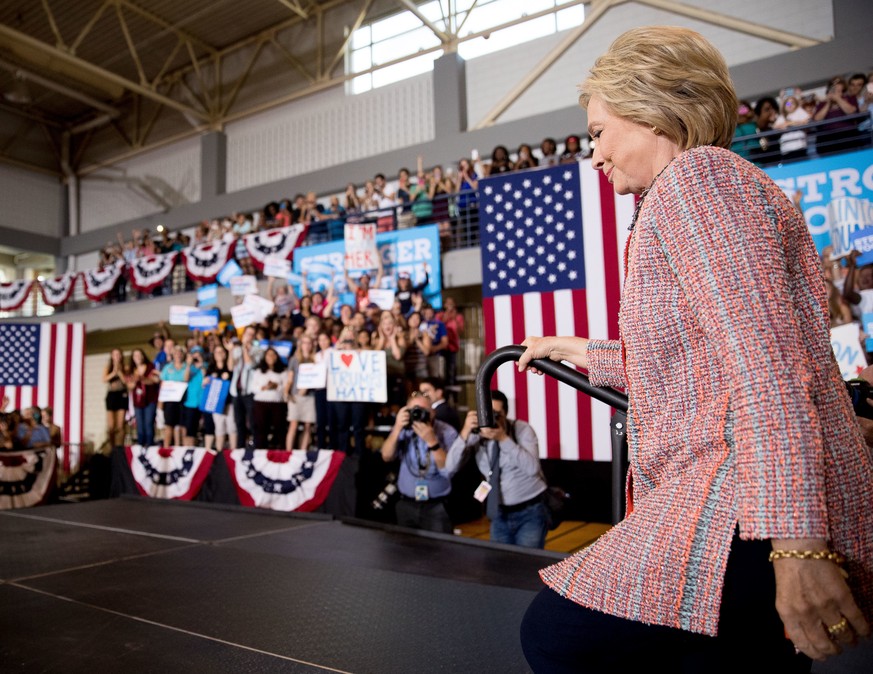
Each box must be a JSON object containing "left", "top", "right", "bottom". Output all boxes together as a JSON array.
[{"left": 0, "top": 496, "right": 562, "bottom": 673}]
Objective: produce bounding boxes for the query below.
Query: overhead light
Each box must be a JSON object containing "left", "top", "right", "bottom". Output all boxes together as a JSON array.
[{"left": 4, "top": 71, "right": 32, "bottom": 104}]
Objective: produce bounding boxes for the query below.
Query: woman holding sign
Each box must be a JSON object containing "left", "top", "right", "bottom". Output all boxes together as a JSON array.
[
  {"left": 206, "top": 344, "right": 236, "bottom": 451},
  {"left": 285, "top": 335, "right": 317, "bottom": 451}
]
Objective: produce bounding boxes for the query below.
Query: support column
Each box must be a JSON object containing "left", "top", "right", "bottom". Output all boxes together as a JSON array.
[
  {"left": 200, "top": 131, "right": 227, "bottom": 199},
  {"left": 433, "top": 52, "right": 467, "bottom": 139}
]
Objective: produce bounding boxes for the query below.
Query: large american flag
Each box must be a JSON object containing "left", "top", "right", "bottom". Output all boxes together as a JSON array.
[
  {"left": 0, "top": 323, "right": 86, "bottom": 453},
  {"left": 480, "top": 161, "right": 634, "bottom": 461}
]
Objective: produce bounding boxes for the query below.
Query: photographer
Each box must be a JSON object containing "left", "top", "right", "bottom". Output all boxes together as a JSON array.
[
  {"left": 380, "top": 390, "right": 459, "bottom": 533},
  {"left": 446, "top": 390, "right": 549, "bottom": 549}
]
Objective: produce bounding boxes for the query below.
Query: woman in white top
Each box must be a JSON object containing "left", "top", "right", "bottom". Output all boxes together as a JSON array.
[
  {"left": 285, "top": 335, "right": 317, "bottom": 450},
  {"left": 774, "top": 94, "right": 811, "bottom": 162},
  {"left": 250, "top": 348, "right": 287, "bottom": 449}
]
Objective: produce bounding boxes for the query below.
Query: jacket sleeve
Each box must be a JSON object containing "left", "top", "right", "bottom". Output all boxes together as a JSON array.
[{"left": 586, "top": 339, "right": 626, "bottom": 388}]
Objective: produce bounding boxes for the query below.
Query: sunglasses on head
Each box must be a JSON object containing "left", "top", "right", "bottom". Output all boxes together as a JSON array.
[{"left": 410, "top": 390, "right": 431, "bottom": 399}]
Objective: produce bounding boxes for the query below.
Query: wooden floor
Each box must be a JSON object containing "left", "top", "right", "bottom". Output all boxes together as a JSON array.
[{"left": 454, "top": 517, "right": 612, "bottom": 554}]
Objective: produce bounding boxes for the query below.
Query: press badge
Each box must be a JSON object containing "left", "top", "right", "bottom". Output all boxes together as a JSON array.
[
  {"left": 415, "top": 481, "right": 429, "bottom": 501},
  {"left": 473, "top": 481, "right": 492, "bottom": 502}
]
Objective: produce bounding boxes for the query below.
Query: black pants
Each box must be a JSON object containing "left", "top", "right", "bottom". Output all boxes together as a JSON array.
[
  {"left": 233, "top": 394, "right": 254, "bottom": 448},
  {"left": 520, "top": 533, "right": 812, "bottom": 673},
  {"left": 251, "top": 400, "right": 286, "bottom": 449},
  {"left": 332, "top": 401, "right": 369, "bottom": 456}
]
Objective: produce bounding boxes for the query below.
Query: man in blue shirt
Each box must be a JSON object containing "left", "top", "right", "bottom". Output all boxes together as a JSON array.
[{"left": 380, "top": 390, "right": 459, "bottom": 533}]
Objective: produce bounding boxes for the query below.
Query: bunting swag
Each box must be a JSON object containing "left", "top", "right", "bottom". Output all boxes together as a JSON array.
[
  {"left": 129, "top": 252, "right": 177, "bottom": 293},
  {"left": 224, "top": 448, "right": 344, "bottom": 511},
  {"left": 0, "top": 449, "right": 56, "bottom": 509},
  {"left": 39, "top": 273, "right": 78, "bottom": 307},
  {"left": 125, "top": 445, "right": 216, "bottom": 500},
  {"left": 183, "top": 241, "right": 233, "bottom": 283},
  {"left": 0, "top": 279, "right": 34, "bottom": 311},
  {"left": 243, "top": 224, "right": 309, "bottom": 270},
  {"left": 82, "top": 263, "right": 123, "bottom": 301}
]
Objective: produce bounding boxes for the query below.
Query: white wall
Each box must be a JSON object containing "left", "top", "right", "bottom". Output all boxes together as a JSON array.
[
  {"left": 225, "top": 74, "right": 434, "bottom": 192},
  {"left": 82, "top": 353, "right": 107, "bottom": 450},
  {"left": 78, "top": 137, "right": 201, "bottom": 233},
  {"left": 466, "top": 0, "right": 834, "bottom": 128},
  {"left": 0, "top": 164, "right": 61, "bottom": 237}
]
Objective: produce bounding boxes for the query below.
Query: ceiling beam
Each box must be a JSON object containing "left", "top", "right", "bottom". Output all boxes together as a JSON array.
[{"left": 396, "top": 0, "right": 449, "bottom": 42}]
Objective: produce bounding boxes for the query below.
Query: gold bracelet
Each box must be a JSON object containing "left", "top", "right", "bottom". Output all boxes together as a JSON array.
[{"left": 768, "top": 549, "right": 846, "bottom": 565}]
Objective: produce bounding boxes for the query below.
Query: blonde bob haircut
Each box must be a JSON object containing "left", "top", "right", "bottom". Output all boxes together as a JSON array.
[{"left": 579, "top": 26, "right": 738, "bottom": 150}]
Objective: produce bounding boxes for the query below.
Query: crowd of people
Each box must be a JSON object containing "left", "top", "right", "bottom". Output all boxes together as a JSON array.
[{"left": 0, "top": 399, "right": 62, "bottom": 452}]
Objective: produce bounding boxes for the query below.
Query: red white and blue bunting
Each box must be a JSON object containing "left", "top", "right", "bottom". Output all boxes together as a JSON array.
[
  {"left": 224, "top": 448, "right": 344, "bottom": 511},
  {"left": 0, "top": 279, "right": 34, "bottom": 311},
  {"left": 125, "top": 445, "right": 217, "bottom": 500},
  {"left": 0, "top": 448, "right": 56, "bottom": 509},
  {"left": 81, "top": 262, "right": 123, "bottom": 301},
  {"left": 182, "top": 241, "right": 233, "bottom": 283},
  {"left": 39, "top": 273, "right": 78, "bottom": 307},
  {"left": 243, "top": 224, "right": 308, "bottom": 270},
  {"left": 129, "top": 252, "right": 177, "bottom": 293}
]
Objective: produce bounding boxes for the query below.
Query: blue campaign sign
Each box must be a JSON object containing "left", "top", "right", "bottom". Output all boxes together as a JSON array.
[
  {"left": 217, "top": 259, "right": 243, "bottom": 287},
  {"left": 264, "top": 339, "right": 294, "bottom": 363},
  {"left": 764, "top": 147, "right": 873, "bottom": 254},
  {"left": 200, "top": 377, "right": 230, "bottom": 414},
  {"left": 197, "top": 283, "right": 219, "bottom": 307},
  {"left": 850, "top": 228, "right": 873, "bottom": 267},
  {"left": 188, "top": 308, "right": 220, "bottom": 331},
  {"left": 293, "top": 224, "right": 443, "bottom": 310}
]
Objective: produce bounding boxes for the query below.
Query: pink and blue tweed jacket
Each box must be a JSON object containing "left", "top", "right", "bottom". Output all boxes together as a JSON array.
[{"left": 539, "top": 146, "right": 873, "bottom": 636}]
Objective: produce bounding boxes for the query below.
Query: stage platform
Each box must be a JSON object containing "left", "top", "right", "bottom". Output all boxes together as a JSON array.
[{"left": 2, "top": 497, "right": 869, "bottom": 673}]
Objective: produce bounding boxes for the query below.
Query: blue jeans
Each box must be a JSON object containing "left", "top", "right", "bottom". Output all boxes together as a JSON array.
[
  {"left": 490, "top": 500, "right": 549, "bottom": 548},
  {"left": 134, "top": 402, "right": 157, "bottom": 447}
]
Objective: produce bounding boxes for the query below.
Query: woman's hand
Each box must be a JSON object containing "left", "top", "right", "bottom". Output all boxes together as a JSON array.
[
  {"left": 772, "top": 540, "right": 871, "bottom": 661},
  {"left": 517, "top": 336, "right": 590, "bottom": 373}
]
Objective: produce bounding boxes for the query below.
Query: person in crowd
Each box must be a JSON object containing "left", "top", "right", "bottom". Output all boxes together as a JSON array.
[
  {"left": 435, "top": 296, "right": 464, "bottom": 387},
  {"left": 267, "top": 276, "right": 298, "bottom": 318},
  {"left": 516, "top": 26, "right": 872, "bottom": 671},
  {"left": 285, "top": 334, "right": 317, "bottom": 451},
  {"left": 372, "top": 310, "right": 408, "bottom": 411},
  {"left": 206, "top": 343, "right": 236, "bottom": 451},
  {"left": 329, "top": 327, "right": 371, "bottom": 457},
  {"left": 262, "top": 201, "right": 280, "bottom": 227},
  {"left": 749, "top": 95, "right": 780, "bottom": 164},
  {"left": 323, "top": 195, "right": 347, "bottom": 241},
  {"left": 302, "top": 271, "right": 338, "bottom": 319},
  {"left": 840, "top": 249, "right": 873, "bottom": 322},
  {"left": 230, "top": 325, "right": 263, "bottom": 448},
  {"left": 0, "top": 411, "right": 18, "bottom": 451},
  {"left": 731, "top": 100, "right": 758, "bottom": 159},
  {"left": 539, "top": 137, "right": 559, "bottom": 167},
  {"left": 428, "top": 164, "right": 454, "bottom": 251},
  {"left": 127, "top": 347, "right": 160, "bottom": 447},
  {"left": 418, "top": 376, "right": 460, "bottom": 432},
  {"left": 513, "top": 143, "right": 538, "bottom": 171},
  {"left": 484, "top": 145, "right": 513, "bottom": 176},
  {"left": 848, "top": 73, "right": 871, "bottom": 114},
  {"left": 403, "top": 310, "right": 431, "bottom": 392},
  {"left": 420, "top": 303, "right": 448, "bottom": 379},
  {"left": 149, "top": 322, "right": 172, "bottom": 371},
  {"left": 395, "top": 167, "right": 416, "bottom": 229},
  {"left": 559, "top": 134, "right": 586, "bottom": 163},
  {"left": 251, "top": 347, "right": 287, "bottom": 449},
  {"left": 453, "top": 157, "right": 479, "bottom": 239},
  {"left": 344, "top": 183, "right": 362, "bottom": 215},
  {"left": 159, "top": 344, "right": 189, "bottom": 447},
  {"left": 16, "top": 407, "right": 53, "bottom": 449},
  {"left": 42, "top": 407, "right": 62, "bottom": 449},
  {"left": 103, "top": 347, "right": 130, "bottom": 448},
  {"left": 301, "top": 191, "right": 327, "bottom": 242},
  {"left": 395, "top": 266, "right": 429, "bottom": 317},
  {"left": 408, "top": 156, "right": 433, "bottom": 226},
  {"left": 232, "top": 211, "right": 256, "bottom": 276},
  {"left": 181, "top": 346, "right": 207, "bottom": 446},
  {"left": 447, "top": 389, "right": 549, "bottom": 548},
  {"left": 345, "top": 256, "right": 385, "bottom": 312},
  {"left": 813, "top": 75, "right": 862, "bottom": 155},
  {"left": 313, "top": 331, "right": 334, "bottom": 449},
  {"left": 372, "top": 173, "right": 398, "bottom": 232},
  {"left": 774, "top": 93, "right": 811, "bottom": 162},
  {"left": 379, "top": 389, "right": 459, "bottom": 533}
]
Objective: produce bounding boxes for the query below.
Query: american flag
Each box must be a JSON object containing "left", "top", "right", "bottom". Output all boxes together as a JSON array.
[
  {"left": 480, "top": 161, "right": 634, "bottom": 461},
  {"left": 0, "top": 323, "right": 86, "bottom": 461}
]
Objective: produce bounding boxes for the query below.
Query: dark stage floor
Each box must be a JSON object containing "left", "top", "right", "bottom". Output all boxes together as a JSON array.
[{"left": 0, "top": 497, "right": 563, "bottom": 673}]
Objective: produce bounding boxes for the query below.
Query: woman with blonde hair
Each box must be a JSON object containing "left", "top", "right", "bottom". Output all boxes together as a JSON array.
[
  {"left": 103, "top": 347, "right": 130, "bottom": 447},
  {"left": 372, "top": 310, "right": 408, "bottom": 411},
  {"left": 517, "top": 26, "right": 871, "bottom": 672},
  {"left": 284, "top": 334, "right": 317, "bottom": 451}
]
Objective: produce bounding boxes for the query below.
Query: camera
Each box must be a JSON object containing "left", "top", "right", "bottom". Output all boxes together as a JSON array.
[
  {"left": 406, "top": 406, "right": 430, "bottom": 427},
  {"left": 846, "top": 379, "right": 873, "bottom": 419}
]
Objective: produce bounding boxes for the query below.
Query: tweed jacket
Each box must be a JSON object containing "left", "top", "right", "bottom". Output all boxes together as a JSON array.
[{"left": 539, "top": 146, "right": 873, "bottom": 636}]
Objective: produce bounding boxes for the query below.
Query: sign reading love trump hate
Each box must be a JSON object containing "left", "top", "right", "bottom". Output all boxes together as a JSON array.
[{"left": 326, "top": 349, "right": 387, "bottom": 403}]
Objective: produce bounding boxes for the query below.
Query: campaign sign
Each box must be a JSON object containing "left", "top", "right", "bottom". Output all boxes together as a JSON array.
[
  {"left": 230, "top": 303, "right": 258, "bottom": 330},
  {"left": 851, "top": 227, "right": 873, "bottom": 267},
  {"left": 188, "top": 308, "right": 220, "bottom": 331},
  {"left": 287, "top": 271, "right": 304, "bottom": 287},
  {"left": 264, "top": 340, "right": 294, "bottom": 363},
  {"left": 230, "top": 275, "right": 258, "bottom": 296},
  {"left": 864, "top": 313, "right": 873, "bottom": 353},
  {"left": 344, "top": 223, "right": 379, "bottom": 271},
  {"left": 294, "top": 224, "right": 443, "bottom": 310},
  {"left": 830, "top": 197, "right": 873, "bottom": 260},
  {"left": 327, "top": 350, "right": 387, "bottom": 402},
  {"left": 169, "top": 305, "right": 196, "bottom": 326},
  {"left": 158, "top": 380, "right": 188, "bottom": 402},
  {"left": 263, "top": 256, "right": 291, "bottom": 278},
  {"left": 217, "top": 259, "right": 244, "bottom": 287},
  {"left": 197, "top": 283, "right": 219, "bottom": 307},
  {"left": 297, "top": 362, "right": 327, "bottom": 390},
  {"left": 243, "top": 294, "right": 275, "bottom": 321},
  {"left": 368, "top": 288, "right": 395, "bottom": 311},
  {"left": 200, "top": 377, "right": 230, "bottom": 414},
  {"left": 831, "top": 322, "right": 868, "bottom": 379}
]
